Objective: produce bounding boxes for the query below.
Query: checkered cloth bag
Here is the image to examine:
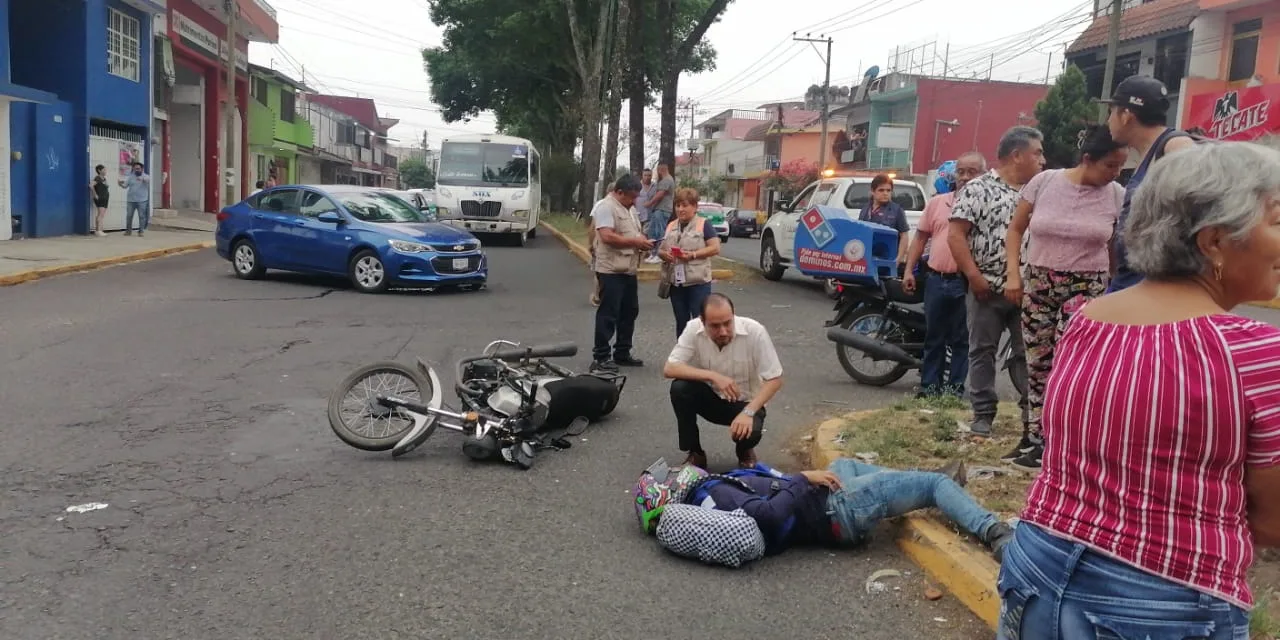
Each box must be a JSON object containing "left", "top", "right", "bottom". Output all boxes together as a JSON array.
[{"left": 654, "top": 503, "right": 766, "bottom": 568}]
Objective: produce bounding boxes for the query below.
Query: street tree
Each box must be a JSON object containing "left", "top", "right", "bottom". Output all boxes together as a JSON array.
[
  {"left": 399, "top": 159, "right": 435, "bottom": 189},
  {"left": 1034, "top": 64, "right": 1095, "bottom": 169},
  {"left": 654, "top": 0, "right": 733, "bottom": 169}
]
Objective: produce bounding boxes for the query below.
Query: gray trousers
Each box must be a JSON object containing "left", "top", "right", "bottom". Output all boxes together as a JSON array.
[{"left": 965, "top": 292, "right": 1030, "bottom": 423}]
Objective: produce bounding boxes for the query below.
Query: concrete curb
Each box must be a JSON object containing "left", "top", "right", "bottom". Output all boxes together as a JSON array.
[
  {"left": 0, "top": 241, "right": 214, "bottom": 287},
  {"left": 538, "top": 221, "right": 736, "bottom": 283},
  {"left": 810, "top": 411, "right": 1001, "bottom": 631},
  {"left": 1250, "top": 299, "right": 1280, "bottom": 310}
]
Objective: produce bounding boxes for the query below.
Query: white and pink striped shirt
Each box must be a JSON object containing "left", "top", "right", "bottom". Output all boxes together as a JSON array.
[{"left": 1022, "top": 313, "right": 1280, "bottom": 609}]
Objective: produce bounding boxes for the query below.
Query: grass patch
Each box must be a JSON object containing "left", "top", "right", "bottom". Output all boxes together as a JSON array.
[
  {"left": 542, "top": 212, "right": 753, "bottom": 279},
  {"left": 817, "top": 396, "right": 1280, "bottom": 629},
  {"left": 831, "top": 397, "right": 1034, "bottom": 519}
]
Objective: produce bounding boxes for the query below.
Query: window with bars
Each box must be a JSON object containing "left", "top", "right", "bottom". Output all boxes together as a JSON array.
[{"left": 107, "top": 8, "right": 141, "bottom": 82}]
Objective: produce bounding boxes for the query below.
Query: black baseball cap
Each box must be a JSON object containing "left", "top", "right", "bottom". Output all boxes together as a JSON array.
[{"left": 1096, "top": 75, "right": 1170, "bottom": 116}]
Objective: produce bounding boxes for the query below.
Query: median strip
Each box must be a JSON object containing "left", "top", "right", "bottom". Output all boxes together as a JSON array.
[{"left": 539, "top": 217, "right": 737, "bottom": 282}]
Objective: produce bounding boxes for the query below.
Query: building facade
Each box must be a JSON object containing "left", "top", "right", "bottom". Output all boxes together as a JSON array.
[
  {"left": 1181, "top": 0, "right": 1280, "bottom": 139},
  {"left": 2, "top": 0, "right": 166, "bottom": 239},
  {"left": 304, "top": 95, "right": 399, "bottom": 188},
  {"left": 831, "top": 73, "right": 1048, "bottom": 175},
  {"left": 156, "top": 0, "right": 279, "bottom": 213},
  {"left": 247, "top": 63, "right": 313, "bottom": 186},
  {"left": 1066, "top": 0, "right": 1197, "bottom": 130}
]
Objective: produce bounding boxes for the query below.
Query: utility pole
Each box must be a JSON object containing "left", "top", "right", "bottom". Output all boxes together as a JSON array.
[
  {"left": 223, "top": 0, "right": 238, "bottom": 206},
  {"left": 1044, "top": 51, "right": 1054, "bottom": 84},
  {"left": 1098, "top": 0, "right": 1124, "bottom": 120},
  {"left": 794, "top": 33, "right": 833, "bottom": 170}
]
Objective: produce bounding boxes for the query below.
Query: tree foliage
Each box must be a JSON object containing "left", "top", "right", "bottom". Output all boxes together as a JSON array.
[
  {"left": 399, "top": 159, "right": 435, "bottom": 189},
  {"left": 1034, "top": 65, "right": 1095, "bottom": 170}
]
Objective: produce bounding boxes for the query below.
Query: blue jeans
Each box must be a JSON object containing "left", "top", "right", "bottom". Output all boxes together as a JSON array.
[
  {"left": 126, "top": 200, "right": 150, "bottom": 233},
  {"left": 825, "top": 458, "right": 997, "bottom": 544},
  {"left": 647, "top": 209, "right": 670, "bottom": 242},
  {"left": 669, "top": 282, "right": 712, "bottom": 338},
  {"left": 921, "top": 272, "right": 968, "bottom": 395},
  {"left": 998, "top": 522, "right": 1250, "bottom": 639}
]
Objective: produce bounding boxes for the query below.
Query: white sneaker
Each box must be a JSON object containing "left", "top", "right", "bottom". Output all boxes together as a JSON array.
[{"left": 95, "top": 230, "right": 106, "bottom": 237}]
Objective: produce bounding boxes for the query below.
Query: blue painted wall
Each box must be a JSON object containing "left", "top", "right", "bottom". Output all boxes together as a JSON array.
[
  {"left": 11, "top": 101, "right": 77, "bottom": 237},
  {"left": 7, "top": 0, "right": 155, "bottom": 236},
  {"left": 88, "top": 0, "right": 152, "bottom": 127},
  {"left": 10, "top": 0, "right": 87, "bottom": 106},
  {"left": 0, "top": 0, "right": 10, "bottom": 85}
]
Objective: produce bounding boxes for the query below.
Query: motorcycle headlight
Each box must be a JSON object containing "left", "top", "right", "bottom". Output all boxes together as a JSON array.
[{"left": 388, "top": 239, "right": 431, "bottom": 253}]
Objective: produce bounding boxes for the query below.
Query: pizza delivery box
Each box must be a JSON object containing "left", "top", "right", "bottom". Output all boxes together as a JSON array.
[{"left": 793, "top": 204, "right": 901, "bottom": 285}]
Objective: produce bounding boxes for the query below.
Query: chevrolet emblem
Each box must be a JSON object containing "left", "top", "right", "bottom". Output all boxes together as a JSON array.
[{"left": 453, "top": 244, "right": 465, "bottom": 251}]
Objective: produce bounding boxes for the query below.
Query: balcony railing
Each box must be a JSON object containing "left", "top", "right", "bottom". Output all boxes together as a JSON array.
[{"left": 865, "top": 148, "right": 909, "bottom": 171}]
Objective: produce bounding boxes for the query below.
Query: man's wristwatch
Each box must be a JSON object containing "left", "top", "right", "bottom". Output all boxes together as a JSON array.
[{"left": 742, "top": 408, "right": 757, "bottom": 418}]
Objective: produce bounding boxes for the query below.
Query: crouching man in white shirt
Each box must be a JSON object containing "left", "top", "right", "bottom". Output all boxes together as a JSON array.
[{"left": 663, "top": 292, "right": 784, "bottom": 470}]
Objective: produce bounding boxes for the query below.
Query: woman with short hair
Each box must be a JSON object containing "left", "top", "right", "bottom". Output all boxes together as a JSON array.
[
  {"left": 658, "top": 187, "right": 720, "bottom": 337},
  {"left": 998, "top": 141, "right": 1280, "bottom": 638}
]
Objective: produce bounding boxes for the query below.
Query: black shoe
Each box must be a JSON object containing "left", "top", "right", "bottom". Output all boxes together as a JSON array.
[
  {"left": 613, "top": 355, "right": 645, "bottom": 367},
  {"left": 984, "top": 522, "right": 1015, "bottom": 563},
  {"left": 932, "top": 460, "right": 968, "bottom": 488},
  {"left": 590, "top": 359, "right": 618, "bottom": 373},
  {"left": 1009, "top": 444, "right": 1043, "bottom": 471},
  {"left": 1001, "top": 432, "right": 1036, "bottom": 460}
]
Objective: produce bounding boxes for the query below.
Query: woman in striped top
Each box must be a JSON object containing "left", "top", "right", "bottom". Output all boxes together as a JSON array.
[{"left": 998, "top": 141, "right": 1280, "bottom": 639}]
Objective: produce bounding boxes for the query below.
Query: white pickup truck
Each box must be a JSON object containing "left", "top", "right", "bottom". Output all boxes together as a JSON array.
[{"left": 758, "top": 176, "right": 928, "bottom": 283}]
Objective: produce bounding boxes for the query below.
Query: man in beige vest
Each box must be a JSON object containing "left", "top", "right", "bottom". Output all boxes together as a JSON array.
[{"left": 590, "top": 174, "right": 653, "bottom": 372}]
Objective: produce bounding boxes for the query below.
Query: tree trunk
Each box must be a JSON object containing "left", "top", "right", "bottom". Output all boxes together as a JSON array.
[
  {"left": 656, "top": 0, "right": 732, "bottom": 171},
  {"left": 600, "top": 0, "right": 631, "bottom": 190},
  {"left": 565, "top": 0, "right": 614, "bottom": 214},
  {"left": 626, "top": 0, "right": 646, "bottom": 173}
]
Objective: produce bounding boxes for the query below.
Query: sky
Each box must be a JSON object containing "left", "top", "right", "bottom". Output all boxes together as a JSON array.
[{"left": 246, "top": 0, "right": 1097, "bottom": 159}]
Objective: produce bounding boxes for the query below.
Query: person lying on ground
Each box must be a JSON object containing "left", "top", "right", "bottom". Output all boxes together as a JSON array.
[{"left": 637, "top": 456, "right": 1013, "bottom": 561}]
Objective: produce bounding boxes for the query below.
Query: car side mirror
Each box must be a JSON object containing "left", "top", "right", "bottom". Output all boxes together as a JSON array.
[
  {"left": 317, "top": 211, "right": 343, "bottom": 224},
  {"left": 776, "top": 199, "right": 791, "bottom": 212}
]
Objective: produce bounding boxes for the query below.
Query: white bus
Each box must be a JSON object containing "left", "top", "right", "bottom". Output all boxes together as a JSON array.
[{"left": 434, "top": 133, "right": 542, "bottom": 246}]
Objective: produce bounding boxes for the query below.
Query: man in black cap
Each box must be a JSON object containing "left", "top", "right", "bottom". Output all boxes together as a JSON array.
[{"left": 1101, "top": 75, "right": 1196, "bottom": 293}]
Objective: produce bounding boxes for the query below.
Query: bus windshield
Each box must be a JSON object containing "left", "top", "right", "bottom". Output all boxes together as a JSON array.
[{"left": 438, "top": 142, "right": 530, "bottom": 188}]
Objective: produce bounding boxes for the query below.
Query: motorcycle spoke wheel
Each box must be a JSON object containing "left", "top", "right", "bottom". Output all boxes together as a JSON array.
[
  {"left": 327, "top": 362, "right": 433, "bottom": 451},
  {"left": 836, "top": 310, "right": 911, "bottom": 386}
]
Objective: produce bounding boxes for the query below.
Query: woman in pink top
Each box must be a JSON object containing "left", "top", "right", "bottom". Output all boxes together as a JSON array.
[
  {"left": 998, "top": 141, "right": 1280, "bottom": 639},
  {"left": 1002, "top": 125, "right": 1127, "bottom": 470}
]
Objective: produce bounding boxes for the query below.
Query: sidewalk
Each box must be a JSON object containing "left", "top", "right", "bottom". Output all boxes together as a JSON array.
[{"left": 0, "top": 227, "right": 215, "bottom": 286}]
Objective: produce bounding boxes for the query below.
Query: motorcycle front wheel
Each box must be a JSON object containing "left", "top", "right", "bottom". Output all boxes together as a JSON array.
[
  {"left": 327, "top": 361, "right": 435, "bottom": 451},
  {"left": 835, "top": 306, "right": 912, "bottom": 386}
]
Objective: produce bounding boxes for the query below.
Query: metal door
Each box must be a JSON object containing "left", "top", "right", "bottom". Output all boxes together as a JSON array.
[{"left": 89, "top": 125, "right": 146, "bottom": 231}]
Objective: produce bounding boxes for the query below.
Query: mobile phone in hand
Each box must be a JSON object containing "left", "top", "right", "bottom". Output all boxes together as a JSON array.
[{"left": 671, "top": 247, "right": 684, "bottom": 257}]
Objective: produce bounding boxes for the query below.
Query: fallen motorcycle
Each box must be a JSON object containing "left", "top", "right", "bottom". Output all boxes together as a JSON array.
[{"left": 327, "top": 340, "right": 626, "bottom": 469}]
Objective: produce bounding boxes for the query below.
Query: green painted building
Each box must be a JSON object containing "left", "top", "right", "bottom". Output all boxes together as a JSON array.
[{"left": 247, "top": 63, "right": 314, "bottom": 187}]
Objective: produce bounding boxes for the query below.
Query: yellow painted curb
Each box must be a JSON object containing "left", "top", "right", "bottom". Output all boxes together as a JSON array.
[
  {"left": 1249, "top": 299, "right": 1280, "bottom": 310},
  {"left": 538, "top": 221, "right": 735, "bottom": 282},
  {"left": 811, "top": 411, "right": 1001, "bottom": 631},
  {"left": 0, "top": 241, "right": 214, "bottom": 287}
]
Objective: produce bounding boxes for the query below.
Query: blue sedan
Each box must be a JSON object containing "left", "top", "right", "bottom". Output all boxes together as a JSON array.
[{"left": 215, "top": 185, "right": 487, "bottom": 293}]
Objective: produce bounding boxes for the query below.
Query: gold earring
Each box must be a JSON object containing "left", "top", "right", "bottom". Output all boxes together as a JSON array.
[{"left": 1213, "top": 262, "right": 1224, "bottom": 281}]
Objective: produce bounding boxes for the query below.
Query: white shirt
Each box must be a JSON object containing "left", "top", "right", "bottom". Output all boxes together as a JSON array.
[{"left": 667, "top": 315, "right": 784, "bottom": 402}]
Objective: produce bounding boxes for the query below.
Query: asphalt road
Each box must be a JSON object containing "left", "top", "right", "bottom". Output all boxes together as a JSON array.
[{"left": 1, "top": 236, "right": 998, "bottom": 639}]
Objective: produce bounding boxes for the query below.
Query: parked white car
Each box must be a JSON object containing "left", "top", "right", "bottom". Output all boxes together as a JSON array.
[{"left": 758, "top": 176, "right": 927, "bottom": 282}]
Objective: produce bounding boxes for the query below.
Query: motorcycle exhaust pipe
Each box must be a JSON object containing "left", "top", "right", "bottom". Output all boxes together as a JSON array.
[{"left": 826, "top": 327, "right": 922, "bottom": 368}]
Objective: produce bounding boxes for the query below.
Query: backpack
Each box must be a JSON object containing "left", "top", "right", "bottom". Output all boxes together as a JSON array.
[
  {"left": 686, "top": 464, "right": 798, "bottom": 545},
  {"left": 654, "top": 503, "right": 766, "bottom": 568}
]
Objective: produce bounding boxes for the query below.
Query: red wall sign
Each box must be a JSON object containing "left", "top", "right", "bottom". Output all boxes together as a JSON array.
[{"left": 1186, "top": 84, "right": 1280, "bottom": 141}]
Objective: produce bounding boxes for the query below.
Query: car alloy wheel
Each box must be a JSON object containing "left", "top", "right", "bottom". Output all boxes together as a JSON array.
[
  {"left": 354, "top": 255, "right": 385, "bottom": 290},
  {"left": 234, "top": 244, "right": 255, "bottom": 275}
]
